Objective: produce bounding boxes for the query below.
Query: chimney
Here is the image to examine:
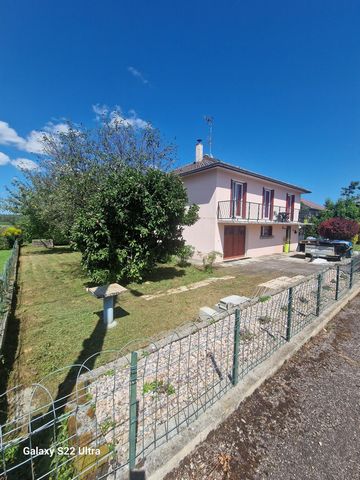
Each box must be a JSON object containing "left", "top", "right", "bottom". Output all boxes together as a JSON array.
[{"left": 195, "top": 139, "right": 203, "bottom": 163}]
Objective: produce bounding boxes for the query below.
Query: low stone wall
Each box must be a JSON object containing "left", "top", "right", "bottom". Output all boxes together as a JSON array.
[{"left": 31, "top": 239, "right": 54, "bottom": 248}]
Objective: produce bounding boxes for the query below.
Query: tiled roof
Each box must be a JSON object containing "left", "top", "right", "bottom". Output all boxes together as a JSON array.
[
  {"left": 173, "top": 155, "right": 311, "bottom": 193},
  {"left": 301, "top": 199, "right": 325, "bottom": 210},
  {"left": 172, "top": 155, "right": 218, "bottom": 174}
]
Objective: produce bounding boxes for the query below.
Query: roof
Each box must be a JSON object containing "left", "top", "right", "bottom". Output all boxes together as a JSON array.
[
  {"left": 173, "top": 154, "right": 311, "bottom": 193},
  {"left": 301, "top": 199, "right": 325, "bottom": 210}
]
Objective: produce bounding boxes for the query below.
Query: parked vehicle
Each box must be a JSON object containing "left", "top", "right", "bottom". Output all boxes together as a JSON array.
[{"left": 298, "top": 237, "right": 352, "bottom": 260}]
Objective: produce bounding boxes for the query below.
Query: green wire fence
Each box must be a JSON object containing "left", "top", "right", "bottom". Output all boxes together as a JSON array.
[{"left": 0, "top": 255, "right": 359, "bottom": 479}]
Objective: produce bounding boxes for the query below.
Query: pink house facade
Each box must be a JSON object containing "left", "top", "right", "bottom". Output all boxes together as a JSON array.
[{"left": 174, "top": 142, "right": 310, "bottom": 261}]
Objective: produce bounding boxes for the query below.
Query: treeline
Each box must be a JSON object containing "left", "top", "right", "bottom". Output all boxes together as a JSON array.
[{"left": 0, "top": 214, "right": 21, "bottom": 225}]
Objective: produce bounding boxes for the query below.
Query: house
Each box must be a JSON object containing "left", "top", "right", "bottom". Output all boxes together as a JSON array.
[
  {"left": 300, "top": 198, "right": 325, "bottom": 221},
  {"left": 174, "top": 140, "right": 311, "bottom": 261}
]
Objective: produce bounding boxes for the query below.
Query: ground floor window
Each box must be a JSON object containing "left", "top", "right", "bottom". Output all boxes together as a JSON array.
[{"left": 260, "top": 225, "right": 273, "bottom": 238}]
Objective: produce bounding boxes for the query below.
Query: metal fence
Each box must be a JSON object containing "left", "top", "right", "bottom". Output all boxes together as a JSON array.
[
  {"left": 1, "top": 255, "right": 360, "bottom": 479},
  {"left": 0, "top": 240, "right": 19, "bottom": 308},
  {"left": 0, "top": 240, "right": 20, "bottom": 352}
]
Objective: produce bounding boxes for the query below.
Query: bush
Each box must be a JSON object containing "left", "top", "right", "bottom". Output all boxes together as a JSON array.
[
  {"left": 318, "top": 217, "right": 359, "bottom": 241},
  {"left": 1, "top": 226, "right": 22, "bottom": 248},
  {"left": 177, "top": 244, "right": 195, "bottom": 267},
  {"left": 201, "top": 251, "right": 221, "bottom": 273}
]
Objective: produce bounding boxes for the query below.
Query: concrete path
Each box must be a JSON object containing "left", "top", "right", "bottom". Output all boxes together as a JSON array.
[{"left": 166, "top": 294, "right": 360, "bottom": 480}]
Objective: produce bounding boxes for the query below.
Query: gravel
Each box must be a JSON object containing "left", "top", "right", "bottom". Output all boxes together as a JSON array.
[{"left": 165, "top": 294, "right": 360, "bottom": 480}]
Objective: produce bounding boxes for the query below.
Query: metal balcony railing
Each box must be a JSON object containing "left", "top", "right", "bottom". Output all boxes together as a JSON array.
[{"left": 217, "top": 200, "right": 300, "bottom": 223}]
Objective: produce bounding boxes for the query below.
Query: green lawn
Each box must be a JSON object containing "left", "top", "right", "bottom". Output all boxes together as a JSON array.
[
  {"left": 6, "top": 245, "right": 274, "bottom": 395},
  {"left": 0, "top": 249, "right": 12, "bottom": 272}
]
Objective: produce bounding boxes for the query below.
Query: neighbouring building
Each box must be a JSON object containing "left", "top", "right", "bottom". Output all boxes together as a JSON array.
[
  {"left": 300, "top": 198, "right": 325, "bottom": 221},
  {"left": 174, "top": 140, "right": 311, "bottom": 261}
]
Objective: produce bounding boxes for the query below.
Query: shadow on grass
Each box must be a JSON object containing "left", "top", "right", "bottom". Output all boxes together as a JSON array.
[
  {"left": 26, "top": 318, "right": 108, "bottom": 480},
  {"left": 1, "top": 283, "right": 109, "bottom": 479},
  {"left": 94, "top": 305, "right": 130, "bottom": 320},
  {"left": 142, "top": 265, "right": 186, "bottom": 283}
]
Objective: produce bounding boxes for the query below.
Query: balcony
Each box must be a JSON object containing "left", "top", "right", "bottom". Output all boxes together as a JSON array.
[{"left": 217, "top": 200, "right": 303, "bottom": 223}]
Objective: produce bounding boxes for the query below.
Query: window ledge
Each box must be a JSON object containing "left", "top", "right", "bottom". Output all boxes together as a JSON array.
[{"left": 260, "top": 235, "right": 274, "bottom": 239}]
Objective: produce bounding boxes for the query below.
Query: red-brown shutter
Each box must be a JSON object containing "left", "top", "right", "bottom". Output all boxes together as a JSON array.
[
  {"left": 242, "top": 182, "right": 247, "bottom": 218},
  {"left": 261, "top": 187, "right": 265, "bottom": 218},
  {"left": 286, "top": 193, "right": 290, "bottom": 214},
  {"left": 269, "top": 189, "right": 275, "bottom": 220},
  {"left": 230, "top": 179, "right": 234, "bottom": 217},
  {"left": 291, "top": 194, "right": 295, "bottom": 221}
]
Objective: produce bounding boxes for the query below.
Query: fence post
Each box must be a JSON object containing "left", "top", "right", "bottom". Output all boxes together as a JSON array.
[
  {"left": 349, "top": 259, "right": 354, "bottom": 289},
  {"left": 316, "top": 273, "right": 322, "bottom": 316},
  {"left": 128, "top": 351, "right": 138, "bottom": 473},
  {"left": 286, "top": 287, "right": 293, "bottom": 341},
  {"left": 232, "top": 309, "right": 240, "bottom": 386},
  {"left": 335, "top": 266, "right": 340, "bottom": 301}
]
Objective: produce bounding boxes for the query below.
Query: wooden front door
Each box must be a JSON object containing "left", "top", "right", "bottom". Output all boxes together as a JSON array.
[{"left": 224, "top": 226, "right": 246, "bottom": 259}]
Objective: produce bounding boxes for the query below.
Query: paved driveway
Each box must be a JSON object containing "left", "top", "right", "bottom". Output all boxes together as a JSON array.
[{"left": 220, "top": 253, "right": 331, "bottom": 277}]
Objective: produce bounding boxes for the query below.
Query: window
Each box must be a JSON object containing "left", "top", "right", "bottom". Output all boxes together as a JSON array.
[
  {"left": 286, "top": 193, "right": 295, "bottom": 221},
  {"left": 263, "top": 188, "right": 271, "bottom": 219},
  {"left": 232, "top": 181, "right": 243, "bottom": 217},
  {"left": 260, "top": 226, "right": 273, "bottom": 238}
]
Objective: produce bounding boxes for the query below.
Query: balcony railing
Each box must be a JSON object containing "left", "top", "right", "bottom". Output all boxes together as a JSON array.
[{"left": 217, "top": 200, "right": 302, "bottom": 223}]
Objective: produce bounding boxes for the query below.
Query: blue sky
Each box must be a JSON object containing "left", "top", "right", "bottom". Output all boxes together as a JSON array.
[{"left": 0, "top": 0, "right": 359, "bottom": 208}]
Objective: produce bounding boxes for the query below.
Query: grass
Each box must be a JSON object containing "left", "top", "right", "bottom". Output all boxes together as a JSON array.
[
  {"left": 0, "top": 249, "right": 12, "bottom": 272},
  {"left": 353, "top": 244, "right": 360, "bottom": 252},
  {"left": 5, "top": 245, "right": 275, "bottom": 397}
]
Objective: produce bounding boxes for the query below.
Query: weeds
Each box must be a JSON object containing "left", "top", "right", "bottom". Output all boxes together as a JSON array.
[{"left": 143, "top": 379, "right": 175, "bottom": 395}]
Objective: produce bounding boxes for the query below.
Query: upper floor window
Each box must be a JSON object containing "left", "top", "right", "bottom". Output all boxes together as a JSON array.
[
  {"left": 231, "top": 181, "right": 247, "bottom": 218},
  {"left": 263, "top": 188, "right": 272, "bottom": 219},
  {"left": 286, "top": 194, "right": 296, "bottom": 221}
]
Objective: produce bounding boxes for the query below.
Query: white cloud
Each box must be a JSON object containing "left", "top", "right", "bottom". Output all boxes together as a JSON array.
[
  {"left": 0, "top": 120, "right": 70, "bottom": 155},
  {"left": 23, "top": 130, "right": 45, "bottom": 154},
  {"left": 11, "top": 158, "right": 39, "bottom": 171},
  {"left": 0, "top": 151, "right": 38, "bottom": 171},
  {"left": 92, "top": 104, "right": 109, "bottom": 120},
  {"left": 127, "top": 66, "right": 149, "bottom": 85},
  {"left": 0, "top": 152, "right": 10, "bottom": 166},
  {"left": 0, "top": 121, "right": 26, "bottom": 149},
  {"left": 92, "top": 104, "right": 150, "bottom": 129}
]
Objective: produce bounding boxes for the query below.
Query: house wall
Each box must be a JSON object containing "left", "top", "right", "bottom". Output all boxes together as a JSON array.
[
  {"left": 215, "top": 169, "right": 301, "bottom": 213},
  {"left": 182, "top": 170, "right": 218, "bottom": 257},
  {"left": 215, "top": 223, "right": 300, "bottom": 258},
  {"left": 182, "top": 166, "right": 302, "bottom": 260}
]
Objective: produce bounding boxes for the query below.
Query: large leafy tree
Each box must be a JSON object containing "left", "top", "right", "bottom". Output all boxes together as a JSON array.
[
  {"left": 72, "top": 168, "right": 198, "bottom": 282},
  {"left": 304, "top": 181, "right": 360, "bottom": 238},
  {"left": 3, "top": 114, "right": 199, "bottom": 282}
]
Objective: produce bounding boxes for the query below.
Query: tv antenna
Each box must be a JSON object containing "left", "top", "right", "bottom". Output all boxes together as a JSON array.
[{"left": 204, "top": 115, "right": 214, "bottom": 157}]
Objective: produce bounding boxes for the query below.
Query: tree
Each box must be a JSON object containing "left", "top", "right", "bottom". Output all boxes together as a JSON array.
[
  {"left": 71, "top": 168, "right": 198, "bottom": 283},
  {"left": 341, "top": 181, "right": 360, "bottom": 200},
  {"left": 3, "top": 114, "right": 176, "bottom": 242},
  {"left": 318, "top": 217, "right": 359, "bottom": 241},
  {"left": 303, "top": 182, "right": 360, "bottom": 239},
  {"left": 4, "top": 114, "right": 199, "bottom": 282}
]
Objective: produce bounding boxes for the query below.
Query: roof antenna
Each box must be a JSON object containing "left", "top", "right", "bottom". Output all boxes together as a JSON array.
[{"left": 204, "top": 115, "right": 214, "bottom": 157}]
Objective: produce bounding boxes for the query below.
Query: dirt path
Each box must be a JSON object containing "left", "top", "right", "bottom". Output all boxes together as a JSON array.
[{"left": 166, "top": 294, "right": 360, "bottom": 480}]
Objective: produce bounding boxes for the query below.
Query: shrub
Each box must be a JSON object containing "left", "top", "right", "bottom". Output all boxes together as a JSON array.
[
  {"left": 201, "top": 251, "right": 221, "bottom": 273},
  {"left": 1, "top": 226, "right": 22, "bottom": 248},
  {"left": 177, "top": 244, "right": 195, "bottom": 266},
  {"left": 318, "top": 217, "right": 359, "bottom": 241}
]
